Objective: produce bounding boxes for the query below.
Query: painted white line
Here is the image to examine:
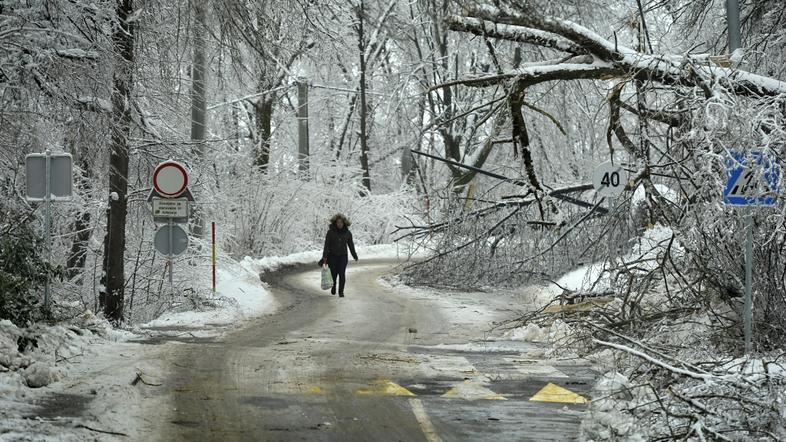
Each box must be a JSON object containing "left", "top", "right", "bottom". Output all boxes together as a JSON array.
[{"left": 409, "top": 398, "right": 443, "bottom": 442}]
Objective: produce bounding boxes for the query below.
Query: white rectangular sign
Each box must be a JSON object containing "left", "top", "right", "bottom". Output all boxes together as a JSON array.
[{"left": 152, "top": 198, "right": 188, "bottom": 218}]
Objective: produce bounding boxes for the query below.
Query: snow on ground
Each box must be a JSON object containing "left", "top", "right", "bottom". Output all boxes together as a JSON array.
[
  {"left": 0, "top": 313, "right": 164, "bottom": 441},
  {"left": 537, "top": 224, "right": 681, "bottom": 299},
  {"left": 140, "top": 258, "right": 276, "bottom": 332},
  {"left": 143, "top": 244, "right": 421, "bottom": 334},
  {"left": 378, "top": 273, "right": 511, "bottom": 340},
  {"left": 379, "top": 272, "right": 579, "bottom": 363},
  {"left": 239, "top": 243, "right": 423, "bottom": 274},
  {"left": 1, "top": 245, "right": 417, "bottom": 441}
]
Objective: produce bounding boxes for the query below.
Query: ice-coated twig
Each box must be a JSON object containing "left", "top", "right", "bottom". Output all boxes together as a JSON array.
[{"left": 594, "top": 339, "right": 750, "bottom": 388}]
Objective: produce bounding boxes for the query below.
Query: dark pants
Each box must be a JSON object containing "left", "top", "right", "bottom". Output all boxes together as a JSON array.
[{"left": 327, "top": 254, "right": 348, "bottom": 294}]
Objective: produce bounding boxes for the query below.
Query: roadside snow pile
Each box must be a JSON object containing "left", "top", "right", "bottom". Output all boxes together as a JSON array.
[
  {"left": 547, "top": 319, "right": 573, "bottom": 344},
  {"left": 140, "top": 254, "right": 275, "bottom": 329},
  {"left": 504, "top": 320, "right": 586, "bottom": 357},
  {"left": 506, "top": 322, "right": 548, "bottom": 342},
  {"left": 1, "top": 316, "right": 167, "bottom": 441},
  {"left": 0, "top": 313, "right": 126, "bottom": 390},
  {"left": 581, "top": 372, "right": 647, "bottom": 441},
  {"left": 142, "top": 255, "right": 276, "bottom": 330},
  {"left": 555, "top": 263, "right": 609, "bottom": 294}
]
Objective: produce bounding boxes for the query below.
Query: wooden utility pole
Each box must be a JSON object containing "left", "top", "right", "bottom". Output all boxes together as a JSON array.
[
  {"left": 357, "top": 0, "right": 371, "bottom": 194},
  {"left": 297, "top": 78, "right": 310, "bottom": 177}
]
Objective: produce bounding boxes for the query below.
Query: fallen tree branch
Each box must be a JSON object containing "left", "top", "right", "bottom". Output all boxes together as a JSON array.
[
  {"left": 444, "top": 15, "right": 586, "bottom": 55},
  {"left": 593, "top": 339, "right": 749, "bottom": 388},
  {"left": 404, "top": 206, "right": 522, "bottom": 269},
  {"left": 76, "top": 424, "right": 129, "bottom": 437},
  {"left": 442, "top": 5, "right": 786, "bottom": 97},
  {"left": 515, "top": 198, "right": 606, "bottom": 266},
  {"left": 131, "top": 371, "right": 162, "bottom": 387}
]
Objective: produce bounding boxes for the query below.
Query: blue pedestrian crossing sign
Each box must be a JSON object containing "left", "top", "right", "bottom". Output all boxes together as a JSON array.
[{"left": 723, "top": 151, "right": 781, "bottom": 206}]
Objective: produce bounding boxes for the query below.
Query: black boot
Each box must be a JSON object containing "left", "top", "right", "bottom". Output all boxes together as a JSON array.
[
  {"left": 331, "top": 286, "right": 336, "bottom": 295},
  {"left": 339, "top": 292, "right": 344, "bottom": 297}
]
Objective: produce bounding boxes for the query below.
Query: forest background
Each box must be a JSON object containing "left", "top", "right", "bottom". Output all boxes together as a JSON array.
[{"left": 3, "top": 1, "right": 786, "bottom": 437}]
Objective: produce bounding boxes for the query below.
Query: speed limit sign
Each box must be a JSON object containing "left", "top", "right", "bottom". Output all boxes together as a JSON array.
[{"left": 593, "top": 161, "right": 628, "bottom": 197}]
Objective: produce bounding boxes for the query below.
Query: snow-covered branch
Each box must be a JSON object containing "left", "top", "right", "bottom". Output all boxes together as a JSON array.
[
  {"left": 443, "top": 4, "right": 786, "bottom": 97},
  {"left": 430, "top": 61, "right": 620, "bottom": 89},
  {"left": 444, "top": 16, "right": 586, "bottom": 56},
  {"left": 593, "top": 339, "right": 748, "bottom": 387}
]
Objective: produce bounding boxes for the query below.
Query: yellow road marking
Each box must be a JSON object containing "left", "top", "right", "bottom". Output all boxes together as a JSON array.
[
  {"left": 356, "top": 379, "right": 416, "bottom": 397},
  {"left": 529, "top": 382, "right": 588, "bottom": 404},
  {"left": 441, "top": 380, "right": 506, "bottom": 401},
  {"left": 409, "top": 398, "right": 443, "bottom": 442},
  {"left": 307, "top": 386, "right": 326, "bottom": 395}
]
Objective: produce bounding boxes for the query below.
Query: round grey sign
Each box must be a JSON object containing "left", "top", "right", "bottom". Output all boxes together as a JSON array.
[
  {"left": 592, "top": 161, "right": 629, "bottom": 197},
  {"left": 154, "top": 224, "right": 189, "bottom": 256}
]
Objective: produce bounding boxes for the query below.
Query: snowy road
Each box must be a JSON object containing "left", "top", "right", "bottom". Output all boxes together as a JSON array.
[{"left": 152, "top": 260, "right": 593, "bottom": 441}]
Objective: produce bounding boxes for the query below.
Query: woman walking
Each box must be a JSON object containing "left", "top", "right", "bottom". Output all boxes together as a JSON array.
[{"left": 320, "top": 214, "right": 358, "bottom": 297}]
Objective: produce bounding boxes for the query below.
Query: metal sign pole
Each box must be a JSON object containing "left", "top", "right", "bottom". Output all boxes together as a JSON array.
[
  {"left": 44, "top": 150, "right": 52, "bottom": 315},
  {"left": 168, "top": 217, "right": 174, "bottom": 295},
  {"left": 211, "top": 221, "right": 216, "bottom": 293},
  {"left": 744, "top": 210, "right": 753, "bottom": 353},
  {"left": 725, "top": 0, "right": 742, "bottom": 53}
]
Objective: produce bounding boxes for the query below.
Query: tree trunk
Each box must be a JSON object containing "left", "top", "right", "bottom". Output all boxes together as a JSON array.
[
  {"left": 190, "top": 0, "right": 208, "bottom": 237},
  {"left": 253, "top": 95, "right": 273, "bottom": 170},
  {"left": 66, "top": 141, "right": 92, "bottom": 280},
  {"left": 100, "top": 0, "right": 135, "bottom": 325},
  {"left": 67, "top": 211, "right": 91, "bottom": 279},
  {"left": 336, "top": 91, "right": 357, "bottom": 160},
  {"left": 357, "top": 1, "right": 371, "bottom": 194}
]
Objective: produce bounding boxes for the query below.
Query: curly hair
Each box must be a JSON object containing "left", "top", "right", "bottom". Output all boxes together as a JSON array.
[{"left": 330, "top": 213, "right": 351, "bottom": 227}]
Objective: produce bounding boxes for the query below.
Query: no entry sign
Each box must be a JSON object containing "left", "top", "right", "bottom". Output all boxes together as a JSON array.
[{"left": 153, "top": 160, "right": 189, "bottom": 198}]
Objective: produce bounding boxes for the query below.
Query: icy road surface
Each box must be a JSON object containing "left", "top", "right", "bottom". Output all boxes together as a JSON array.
[{"left": 151, "top": 260, "right": 593, "bottom": 441}]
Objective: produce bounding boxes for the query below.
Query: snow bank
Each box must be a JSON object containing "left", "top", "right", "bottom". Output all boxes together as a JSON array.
[
  {"left": 1, "top": 315, "right": 168, "bottom": 440},
  {"left": 0, "top": 317, "right": 110, "bottom": 389},
  {"left": 142, "top": 255, "right": 276, "bottom": 330},
  {"left": 581, "top": 372, "right": 650, "bottom": 441},
  {"left": 555, "top": 263, "right": 610, "bottom": 293},
  {"left": 505, "top": 322, "right": 548, "bottom": 342}
]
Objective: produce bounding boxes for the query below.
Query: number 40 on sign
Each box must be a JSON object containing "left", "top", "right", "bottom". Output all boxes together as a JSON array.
[{"left": 593, "top": 161, "right": 629, "bottom": 198}]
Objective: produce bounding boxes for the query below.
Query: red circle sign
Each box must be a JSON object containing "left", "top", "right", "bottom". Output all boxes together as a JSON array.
[{"left": 153, "top": 161, "right": 189, "bottom": 198}]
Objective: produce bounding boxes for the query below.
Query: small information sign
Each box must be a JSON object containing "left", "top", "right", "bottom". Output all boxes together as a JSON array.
[{"left": 152, "top": 198, "right": 188, "bottom": 218}]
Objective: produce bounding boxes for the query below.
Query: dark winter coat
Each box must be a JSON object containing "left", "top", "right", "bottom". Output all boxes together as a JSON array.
[{"left": 322, "top": 225, "right": 358, "bottom": 260}]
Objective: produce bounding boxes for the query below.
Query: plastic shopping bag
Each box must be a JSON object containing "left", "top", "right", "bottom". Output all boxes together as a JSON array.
[{"left": 320, "top": 264, "right": 333, "bottom": 290}]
